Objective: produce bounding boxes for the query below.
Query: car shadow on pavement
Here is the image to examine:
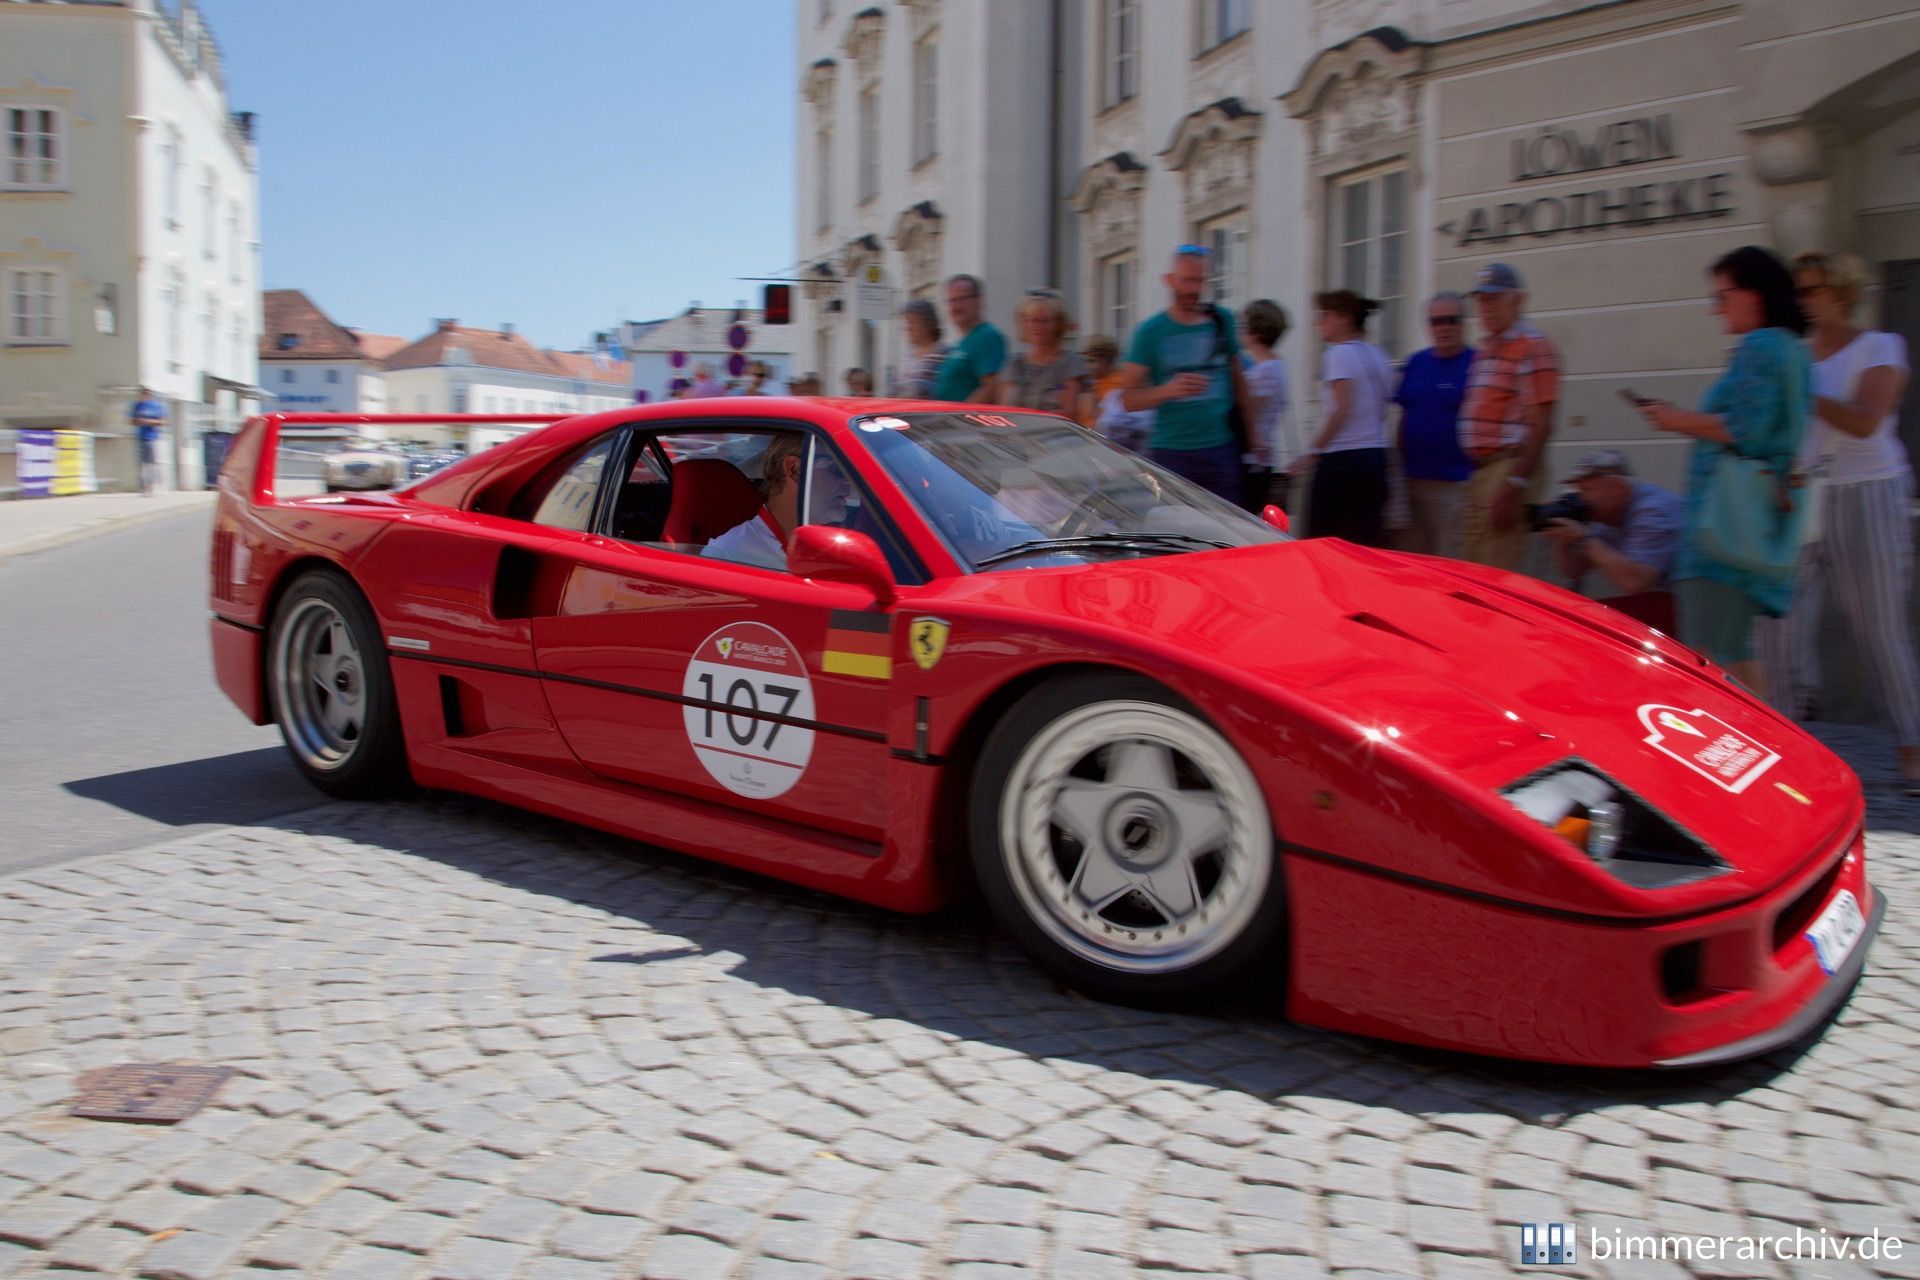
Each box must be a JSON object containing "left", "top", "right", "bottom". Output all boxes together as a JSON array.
[
  {"left": 254, "top": 784, "right": 1898, "bottom": 1134},
  {"left": 63, "top": 748, "right": 325, "bottom": 829}
]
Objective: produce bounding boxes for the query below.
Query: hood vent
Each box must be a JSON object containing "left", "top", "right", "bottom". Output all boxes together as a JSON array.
[{"left": 1347, "top": 612, "right": 1445, "bottom": 652}]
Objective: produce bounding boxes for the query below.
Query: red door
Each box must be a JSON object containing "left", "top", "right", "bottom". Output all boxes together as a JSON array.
[{"left": 528, "top": 536, "right": 894, "bottom": 846}]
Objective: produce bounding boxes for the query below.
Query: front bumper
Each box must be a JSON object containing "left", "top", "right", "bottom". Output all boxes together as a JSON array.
[
  {"left": 1656, "top": 888, "right": 1885, "bottom": 1067},
  {"left": 1284, "top": 826, "right": 1878, "bottom": 1067}
]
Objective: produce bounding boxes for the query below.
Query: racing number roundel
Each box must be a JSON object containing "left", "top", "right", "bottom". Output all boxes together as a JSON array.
[{"left": 683, "top": 623, "right": 815, "bottom": 799}]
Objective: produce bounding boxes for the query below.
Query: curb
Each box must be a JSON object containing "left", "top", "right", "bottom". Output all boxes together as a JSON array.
[{"left": 0, "top": 494, "right": 218, "bottom": 566}]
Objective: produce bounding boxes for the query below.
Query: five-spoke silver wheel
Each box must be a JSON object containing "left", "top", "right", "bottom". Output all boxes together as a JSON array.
[
  {"left": 273, "top": 597, "right": 367, "bottom": 772},
  {"left": 267, "top": 570, "right": 408, "bottom": 798},
  {"left": 972, "top": 676, "right": 1283, "bottom": 1004}
]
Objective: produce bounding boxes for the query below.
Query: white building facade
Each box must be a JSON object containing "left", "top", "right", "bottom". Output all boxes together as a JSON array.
[
  {"left": 379, "top": 321, "right": 632, "bottom": 451},
  {"left": 797, "top": 0, "right": 1919, "bottom": 492},
  {"left": 1, "top": 0, "right": 261, "bottom": 493},
  {"left": 619, "top": 307, "right": 795, "bottom": 402}
]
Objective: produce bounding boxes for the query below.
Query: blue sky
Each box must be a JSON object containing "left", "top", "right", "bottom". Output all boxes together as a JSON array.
[{"left": 196, "top": 1, "right": 796, "bottom": 351}]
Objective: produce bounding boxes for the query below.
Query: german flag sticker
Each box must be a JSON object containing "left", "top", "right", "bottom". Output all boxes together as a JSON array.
[{"left": 823, "top": 610, "right": 891, "bottom": 680}]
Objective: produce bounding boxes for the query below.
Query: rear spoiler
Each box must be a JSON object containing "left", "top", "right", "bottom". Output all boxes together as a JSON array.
[{"left": 224, "top": 413, "right": 570, "bottom": 506}]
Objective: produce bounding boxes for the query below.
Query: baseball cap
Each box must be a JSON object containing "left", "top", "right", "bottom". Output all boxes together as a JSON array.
[
  {"left": 1470, "top": 263, "right": 1524, "bottom": 295},
  {"left": 1562, "top": 449, "right": 1632, "bottom": 482}
]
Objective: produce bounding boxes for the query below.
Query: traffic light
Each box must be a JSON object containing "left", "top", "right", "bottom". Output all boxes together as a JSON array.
[{"left": 762, "top": 283, "right": 792, "bottom": 325}]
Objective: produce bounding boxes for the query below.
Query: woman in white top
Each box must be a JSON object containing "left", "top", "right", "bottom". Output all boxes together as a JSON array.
[
  {"left": 1757, "top": 251, "right": 1919, "bottom": 791},
  {"left": 1291, "top": 290, "right": 1394, "bottom": 544}
]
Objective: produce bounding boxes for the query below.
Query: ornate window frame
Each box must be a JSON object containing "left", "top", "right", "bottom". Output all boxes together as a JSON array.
[
  {"left": 889, "top": 200, "right": 944, "bottom": 299},
  {"left": 1071, "top": 153, "right": 1147, "bottom": 344},
  {"left": 1162, "top": 97, "right": 1262, "bottom": 231}
]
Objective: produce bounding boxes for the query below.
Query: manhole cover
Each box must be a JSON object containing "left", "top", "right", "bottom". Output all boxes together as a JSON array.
[{"left": 70, "top": 1063, "right": 234, "bottom": 1123}]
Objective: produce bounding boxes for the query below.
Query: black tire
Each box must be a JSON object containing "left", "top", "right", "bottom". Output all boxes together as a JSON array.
[
  {"left": 267, "top": 569, "right": 411, "bottom": 798},
  {"left": 968, "top": 673, "right": 1287, "bottom": 1008}
]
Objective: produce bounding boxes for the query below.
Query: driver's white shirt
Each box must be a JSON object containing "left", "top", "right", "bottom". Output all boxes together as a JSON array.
[{"left": 702, "top": 509, "right": 787, "bottom": 570}]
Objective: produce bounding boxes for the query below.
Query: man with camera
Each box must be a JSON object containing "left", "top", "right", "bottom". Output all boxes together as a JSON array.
[{"left": 1538, "top": 449, "right": 1684, "bottom": 630}]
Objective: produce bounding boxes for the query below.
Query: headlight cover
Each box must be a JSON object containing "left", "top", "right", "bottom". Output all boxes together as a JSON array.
[{"left": 1501, "top": 759, "right": 1729, "bottom": 888}]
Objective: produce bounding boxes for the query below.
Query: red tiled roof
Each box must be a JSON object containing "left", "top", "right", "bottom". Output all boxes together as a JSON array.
[
  {"left": 353, "top": 332, "right": 408, "bottom": 363},
  {"left": 552, "top": 351, "right": 633, "bottom": 388},
  {"left": 259, "top": 289, "right": 364, "bottom": 361},
  {"left": 381, "top": 322, "right": 572, "bottom": 378}
]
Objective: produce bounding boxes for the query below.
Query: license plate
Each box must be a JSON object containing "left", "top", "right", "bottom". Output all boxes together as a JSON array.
[{"left": 1804, "top": 889, "right": 1866, "bottom": 976}]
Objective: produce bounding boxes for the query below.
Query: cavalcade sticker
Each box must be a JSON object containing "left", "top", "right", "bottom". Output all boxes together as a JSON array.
[
  {"left": 683, "top": 623, "right": 815, "bottom": 799},
  {"left": 1637, "top": 704, "right": 1781, "bottom": 794}
]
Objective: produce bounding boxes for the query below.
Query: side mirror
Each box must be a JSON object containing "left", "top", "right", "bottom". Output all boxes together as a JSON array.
[
  {"left": 1261, "top": 503, "right": 1291, "bottom": 534},
  {"left": 788, "top": 525, "right": 897, "bottom": 604}
]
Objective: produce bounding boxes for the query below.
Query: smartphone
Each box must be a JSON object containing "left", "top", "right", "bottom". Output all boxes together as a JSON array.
[{"left": 1618, "top": 389, "right": 1651, "bottom": 408}]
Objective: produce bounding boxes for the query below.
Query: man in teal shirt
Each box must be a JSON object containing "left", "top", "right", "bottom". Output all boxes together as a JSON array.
[
  {"left": 931, "top": 274, "right": 1006, "bottom": 403},
  {"left": 1117, "top": 247, "right": 1252, "bottom": 502}
]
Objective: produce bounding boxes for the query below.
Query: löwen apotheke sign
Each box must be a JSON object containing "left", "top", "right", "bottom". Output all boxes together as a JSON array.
[{"left": 1440, "top": 114, "right": 1735, "bottom": 246}]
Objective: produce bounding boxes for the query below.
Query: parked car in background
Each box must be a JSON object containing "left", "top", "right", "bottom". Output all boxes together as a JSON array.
[{"left": 323, "top": 439, "right": 408, "bottom": 492}]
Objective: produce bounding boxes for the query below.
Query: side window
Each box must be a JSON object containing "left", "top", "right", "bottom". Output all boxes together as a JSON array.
[
  {"left": 608, "top": 442, "right": 674, "bottom": 543},
  {"left": 526, "top": 437, "right": 615, "bottom": 531}
]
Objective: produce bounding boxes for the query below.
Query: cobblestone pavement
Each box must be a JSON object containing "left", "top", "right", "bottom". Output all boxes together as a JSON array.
[{"left": 0, "top": 724, "right": 1916, "bottom": 1280}]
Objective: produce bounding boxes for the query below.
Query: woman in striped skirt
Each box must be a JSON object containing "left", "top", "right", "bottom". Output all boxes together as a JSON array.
[{"left": 1758, "top": 251, "right": 1919, "bottom": 793}]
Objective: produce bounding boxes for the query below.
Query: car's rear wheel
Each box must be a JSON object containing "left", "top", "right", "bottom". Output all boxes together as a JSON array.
[
  {"left": 969, "top": 674, "right": 1284, "bottom": 1007},
  {"left": 268, "top": 570, "right": 409, "bottom": 798}
]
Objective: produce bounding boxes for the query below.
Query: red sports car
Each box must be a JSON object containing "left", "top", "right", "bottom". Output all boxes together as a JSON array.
[{"left": 208, "top": 401, "right": 1880, "bottom": 1067}]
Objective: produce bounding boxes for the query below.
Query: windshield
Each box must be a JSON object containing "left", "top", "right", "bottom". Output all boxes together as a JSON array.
[{"left": 856, "top": 410, "right": 1288, "bottom": 571}]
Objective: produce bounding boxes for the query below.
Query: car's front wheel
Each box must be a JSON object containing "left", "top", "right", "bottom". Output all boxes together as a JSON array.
[
  {"left": 969, "top": 674, "right": 1285, "bottom": 1007},
  {"left": 268, "top": 569, "right": 410, "bottom": 798}
]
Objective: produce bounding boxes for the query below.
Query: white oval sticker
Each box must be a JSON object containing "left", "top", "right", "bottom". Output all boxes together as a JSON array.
[{"left": 683, "top": 622, "right": 815, "bottom": 798}]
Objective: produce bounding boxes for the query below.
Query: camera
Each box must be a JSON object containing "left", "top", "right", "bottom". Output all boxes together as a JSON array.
[{"left": 1526, "top": 492, "right": 1591, "bottom": 532}]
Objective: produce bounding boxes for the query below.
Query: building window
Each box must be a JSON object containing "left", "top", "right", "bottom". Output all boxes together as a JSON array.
[
  {"left": 913, "top": 34, "right": 938, "bottom": 163},
  {"left": 227, "top": 203, "right": 243, "bottom": 280},
  {"left": 5, "top": 267, "right": 65, "bottom": 344},
  {"left": 280, "top": 368, "right": 294, "bottom": 384},
  {"left": 164, "top": 275, "right": 183, "bottom": 366},
  {"left": 203, "top": 293, "right": 217, "bottom": 371},
  {"left": 203, "top": 172, "right": 219, "bottom": 258},
  {"left": 1103, "top": 0, "right": 1137, "bottom": 109},
  {"left": 858, "top": 85, "right": 878, "bottom": 204},
  {"left": 816, "top": 126, "right": 833, "bottom": 232},
  {"left": 163, "top": 128, "right": 183, "bottom": 225},
  {"left": 4, "top": 106, "right": 64, "bottom": 190},
  {"left": 1197, "top": 211, "right": 1248, "bottom": 309},
  {"left": 327, "top": 369, "right": 340, "bottom": 384},
  {"left": 1099, "top": 254, "right": 1135, "bottom": 345},
  {"left": 1198, "top": 0, "right": 1250, "bottom": 52},
  {"left": 1331, "top": 167, "right": 1408, "bottom": 355}
]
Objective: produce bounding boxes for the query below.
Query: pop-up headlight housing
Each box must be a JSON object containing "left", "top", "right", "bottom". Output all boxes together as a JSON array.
[{"left": 1502, "top": 760, "right": 1729, "bottom": 888}]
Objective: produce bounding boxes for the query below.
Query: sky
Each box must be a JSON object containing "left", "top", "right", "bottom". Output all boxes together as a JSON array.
[{"left": 195, "top": 0, "right": 796, "bottom": 351}]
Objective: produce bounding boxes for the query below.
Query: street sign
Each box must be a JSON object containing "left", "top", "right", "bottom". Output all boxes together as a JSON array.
[{"left": 856, "top": 264, "right": 890, "bottom": 325}]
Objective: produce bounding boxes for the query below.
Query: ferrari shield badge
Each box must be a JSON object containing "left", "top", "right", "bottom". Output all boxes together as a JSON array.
[
  {"left": 1637, "top": 704, "right": 1781, "bottom": 794},
  {"left": 908, "top": 616, "right": 950, "bottom": 671}
]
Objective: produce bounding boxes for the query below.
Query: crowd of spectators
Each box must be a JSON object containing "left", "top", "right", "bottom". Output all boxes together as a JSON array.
[{"left": 761, "top": 243, "right": 1914, "bottom": 787}]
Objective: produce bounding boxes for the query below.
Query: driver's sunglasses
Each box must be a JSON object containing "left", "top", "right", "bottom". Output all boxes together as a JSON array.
[{"left": 1429, "top": 315, "right": 1463, "bottom": 326}]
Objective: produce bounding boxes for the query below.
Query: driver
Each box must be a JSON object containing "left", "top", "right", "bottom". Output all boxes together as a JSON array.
[{"left": 703, "top": 433, "right": 851, "bottom": 571}]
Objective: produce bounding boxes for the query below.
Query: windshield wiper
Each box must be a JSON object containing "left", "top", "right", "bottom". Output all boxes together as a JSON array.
[{"left": 973, "top": 532, "right": 1233, "bottom": 568}]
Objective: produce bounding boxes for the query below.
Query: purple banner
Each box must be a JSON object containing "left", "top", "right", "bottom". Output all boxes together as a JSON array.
[{"left": 15, "top": 429, "right": 54, "bottom": 498}]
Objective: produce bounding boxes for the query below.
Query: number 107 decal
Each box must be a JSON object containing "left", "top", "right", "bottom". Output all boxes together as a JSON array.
[{"left": 683, "top": 623, "right": 817, "bottom": 799}]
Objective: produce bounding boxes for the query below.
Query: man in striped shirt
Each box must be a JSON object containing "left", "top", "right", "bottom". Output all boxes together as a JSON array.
[{"left": 1458, "top": 263, "right": 1562, "bottom": 571}]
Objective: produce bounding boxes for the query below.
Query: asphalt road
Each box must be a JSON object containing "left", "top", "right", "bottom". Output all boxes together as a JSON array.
[{"left": 0, "top": 507, "right": 324, "bottom": 874}]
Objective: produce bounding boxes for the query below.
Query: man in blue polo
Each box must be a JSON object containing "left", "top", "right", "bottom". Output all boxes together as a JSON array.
[
  {"left": 1392, "top": 291, "right": 1475, "bottom": 556},
  {"left": 130, "top": 387, "right": 165, "bottom": 495}
]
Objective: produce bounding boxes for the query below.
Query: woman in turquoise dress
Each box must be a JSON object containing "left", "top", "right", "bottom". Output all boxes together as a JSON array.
[{"left": 1637, "top": 246, "right": 1810, "bottom": 696}]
